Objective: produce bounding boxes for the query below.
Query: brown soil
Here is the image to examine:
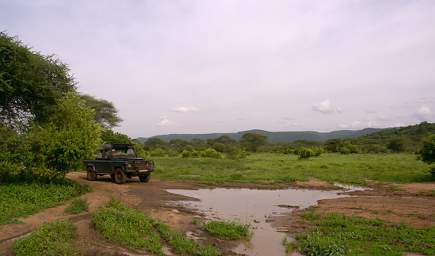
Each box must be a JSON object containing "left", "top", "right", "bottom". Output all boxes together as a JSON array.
[
  {"left": 312, "top": 195, "right": 435, "bottom": 228},
  {"left": 1, "top": 172, "right": 434, "bottom": 256}
]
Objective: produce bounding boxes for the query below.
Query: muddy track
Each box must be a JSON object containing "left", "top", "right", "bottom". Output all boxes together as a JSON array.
[{"left": 1, "top": 172, "right": 434, "bottom": 255}]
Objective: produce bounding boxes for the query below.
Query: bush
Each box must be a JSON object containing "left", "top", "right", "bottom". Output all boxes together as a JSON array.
[
  {"left": 23, "top": 93, "right": 102, "bottom": 181},
  {"left": 201, "top": 148, "right": 222, "bottom": 159},
  {"left": 149, "top": 148, "right": 167, "bottom": 157},
  {"left": 296, "top": 148, "right": 315, "bottom": 159},
  {"left": 418, "top": 135, "right": 435, "bottom": 178}
]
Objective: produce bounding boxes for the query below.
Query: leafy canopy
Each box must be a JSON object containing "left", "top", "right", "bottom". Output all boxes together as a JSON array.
[{"left": 0, "top": 32, "right": 75, "bottom": 130}]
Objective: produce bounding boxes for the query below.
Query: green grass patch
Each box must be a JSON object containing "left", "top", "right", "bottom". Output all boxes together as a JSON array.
[
  {"left": 153, "top": 153, "right": 432, "bottom": 185},
  {"left": 155, "top": 222, "right": 218, "bottom": 256},
  {"left": 64, "top": 198, "right": 88, "bottom": 214},
  {"left": 203, "top": 220, "right": 250, "bottom": 240},
  {"left": 93, "top": 199, "right": 218, "bottom": 256},
  {"left": 12, "top": 220, "right": 79, "bottom": 256},
  {"left": 0, "top": 179, "right": 90, "bottom": 225},
  {"left": 296, "top": 212, "right": 435, "bottom": 256},
  {"left": 92, "top": 199, "right": 163, "bottom": 254}
]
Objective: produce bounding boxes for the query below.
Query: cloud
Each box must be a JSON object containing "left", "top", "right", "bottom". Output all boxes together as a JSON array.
[
  {"left": 172, "top": 106, "right": 200, "bottom": 113},
  {"left": 417, "top": 105, "right": 432, "bottom": 116},
  {"left": 157, "top": 116, "right": 172, "bottom": 126},
  {"left": 312, "top": 99, "right": 341, "bottom": 114}
]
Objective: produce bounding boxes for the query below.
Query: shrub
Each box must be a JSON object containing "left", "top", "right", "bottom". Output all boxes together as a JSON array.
[
  {"left": 296, "top": 148, "right": 315, "bottom": 159},
  {"left": 418, "top": 135, "right": 435, "bottom": 178},
  {"left": 201, "top": 148, "right": 222, "bottom": 159},
  {"left": 149, "top": 148, "right": 167, "bottom": 157},
  {"left": 181, "top": 150, "right": 192, "bottom": 158},
  {"left": 23, "top": 93, "right": 102, "bottom": 181}
]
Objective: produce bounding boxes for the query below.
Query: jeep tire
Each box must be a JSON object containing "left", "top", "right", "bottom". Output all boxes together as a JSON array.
[
  {"left": 87, "top": 167, "right": 97, "bottom": 181},
  {"left": 113, "top": 168, "right": 127, "bottom": 184}
]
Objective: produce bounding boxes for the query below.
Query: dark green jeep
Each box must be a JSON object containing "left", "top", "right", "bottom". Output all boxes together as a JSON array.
[{"left": 84, "top": 144, "right": 154, "bottom": 184}]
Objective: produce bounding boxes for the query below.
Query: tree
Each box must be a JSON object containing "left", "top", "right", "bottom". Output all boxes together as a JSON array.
[
  {"left": 387, "top": 138, "right": 405, "bottom": 153},
  {"left": 325, "top": 139, "right": 342, "bottom": 152},
  {"left": 0, "top": 32, "right": 75, "bottom": 130},
  {"left": 80, "top": 94, "right": 122, "bottom": 128},
  {"left": 240, "top": 133, "right": 267, "bottom": 152},
  {"left": 418, "top": 135, "right": 435, "bottom": 165},
  {"left": 144, "top": 137, "right": 167, "bottom": 149},
  {"left": 101, "top": 129, "right": 131, "bottom": 144},
  {"left": 24, "top": 93, "right": 102, "bottom": 180}
]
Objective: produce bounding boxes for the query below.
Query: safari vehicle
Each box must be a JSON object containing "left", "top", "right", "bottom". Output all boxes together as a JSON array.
[{"left": 84, "top": 144, "right": 154, "bottom": 184}]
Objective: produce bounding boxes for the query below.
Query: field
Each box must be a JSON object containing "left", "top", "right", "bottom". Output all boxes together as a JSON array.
[
  {"left": 0, "top": 180, "right": 89, "bottom": 225},
  {"left": 1, "top": 153, "right": 434, "bottom": 256},
  {"left": 153, "top": 153, "right": 432, "bottom": 185}
]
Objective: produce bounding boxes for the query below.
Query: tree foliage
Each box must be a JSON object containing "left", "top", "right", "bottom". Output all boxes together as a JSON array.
[
  {"left": 80, "top": 94, "right": 122, "bottom": 129},
  {"left": 0, "top": 32, "right": 75, "bottom": 130},
  {"left": 240, "top": 133, "right": 267, "bottom": 152},
  {"left": 418, "top": 135, "right": 435, "bottom": 165},
  {"left": 23, "top": 93, "right": 102, "bottom": 180}
]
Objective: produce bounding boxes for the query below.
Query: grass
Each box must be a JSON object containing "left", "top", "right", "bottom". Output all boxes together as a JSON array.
[
  {"left": 92, "top": 199, "right": 218, "bottom": 256},
  {"left": 294, "top": 212, "right": 435, "bottom": 256},
  {"left": 0, "top": 179, "right": 90, "bottom": 225},
  {"left": 64, "top": 198, "right": 88, "bottom": 214},
  {"left": 203, "top": 220, "right": 250, "bottom": 240},
  {"left": 153, "top": 153, "right": 432, "bottom": 185},
  {"left": 155, "top": 222, "right": 218, "bottom": 256},
  {"left": 12, "top": 220, "right": 79, "bottom": 256}
]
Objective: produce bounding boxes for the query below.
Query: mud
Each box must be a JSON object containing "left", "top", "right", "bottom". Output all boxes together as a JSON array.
[
  {"left": 1, "top": 172, "right": 434, "bottom": 256},
  {"left": 166, "top": 187, "right": 358, "bottom": 256}
]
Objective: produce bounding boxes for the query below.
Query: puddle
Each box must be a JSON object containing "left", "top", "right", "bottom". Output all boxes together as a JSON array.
[{"left": 167, "top": 186, "right": 363, "bottom": 256}]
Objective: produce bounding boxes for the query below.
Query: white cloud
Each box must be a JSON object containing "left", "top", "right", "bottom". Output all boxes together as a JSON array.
[
  {"left": 157, "top": 116, "right": 172, "bottom": 126},
  {"left": 312, "top": 99, "right": 341, "bottom": 114},
  {"left": 172, "top": 106, "right": 200, "bottom": 113},
  {"left": 417, "top": 105, "right": 432, "bottom": 115}
]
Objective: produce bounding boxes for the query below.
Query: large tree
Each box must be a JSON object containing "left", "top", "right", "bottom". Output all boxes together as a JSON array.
[
  {"left": 80, "top": 94, "right": 122, "bottom": 129},
  {"left": 0, "top": 32, "right": 75, "bottom": 130},
  {"left": 240, "top": 133, "right": 268, "bottom": 152}
]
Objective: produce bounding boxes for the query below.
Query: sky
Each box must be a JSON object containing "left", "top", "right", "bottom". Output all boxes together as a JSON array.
[{"left": 1, "top": 0, "right": 435, "bottom": 138}]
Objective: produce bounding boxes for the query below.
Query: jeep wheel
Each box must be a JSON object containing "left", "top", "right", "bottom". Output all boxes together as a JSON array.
[
  {"left": 113, "top": 168, "right": 126, "bottom": 184},
  {"left": 139, "top": 173, "right": 151, "bottom": 183},
  {"left": 87, "top": 167, "right": 97, "bottom": 181}
]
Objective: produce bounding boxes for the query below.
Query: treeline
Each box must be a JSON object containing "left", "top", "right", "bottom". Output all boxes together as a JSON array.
[
  {"left": 0, "top": 32, "right": 121, "bottom": 182},
  {"left": 133, "top": 122, "right": 435, "bottom": 159}
]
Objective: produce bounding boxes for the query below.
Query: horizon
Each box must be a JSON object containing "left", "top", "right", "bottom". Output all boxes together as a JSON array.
[{"left": 1, "top": 1, "right": 435, "bottom": 138}]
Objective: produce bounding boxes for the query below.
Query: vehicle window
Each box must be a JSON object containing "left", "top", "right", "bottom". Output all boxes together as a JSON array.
[
  {"left": 96, "top": 151, "right": 103, "bottom": 158},
  {"left": 111, "top": 148, "right": 135, "bottom": 157}
]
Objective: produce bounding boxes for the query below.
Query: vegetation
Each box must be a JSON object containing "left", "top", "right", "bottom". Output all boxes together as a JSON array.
[
  {"left": 240, "top": 132, "right": 268, "bottom": 152},
  {"left": 348, "top": 122, "right": 435, "bottom": 153},
  {"left": 155, "top": 222, "right": 218, "bottom": 256},
  {"left": 203, "top": 220, "right": 250, "bottom": 240},
  {"left": 153, "top": 153, "right": 431, "bottom": 185},
  {"left": 0, "top": 180, "right": 88, "bottom": 225},
  {"left": 12, "top": 220, "right": 79, "bottom": 256},
  {"left": 80, "top": 94, "right": 122, "bottom": 129},
  {"left": 64, "top": 198, "right": 88, "bottom": 214},
  {"left": 418, "top": 134, "right": 435, "bottom": 177},
  {"left": 93, "top": 199, "right": 218, "bottom": 255},
  {"left": 92, "top": 199, "right": 163, "bottom": 253},
  {"left": 295, "top": 212, "right": 435, "bottom": 256},
  {"left": 0, "top": 32, "right": 75, "bottom": 130}
]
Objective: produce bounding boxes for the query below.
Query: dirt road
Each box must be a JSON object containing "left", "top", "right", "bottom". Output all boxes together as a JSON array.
[{"left": 0, "top": 172, "right": 434, "bottom": 255}]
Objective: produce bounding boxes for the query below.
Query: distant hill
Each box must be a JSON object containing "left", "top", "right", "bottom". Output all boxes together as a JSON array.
[
  {"left": 136, "top": 128, "right": 381, "bottom": 144},
  {"left": 349, "top": 122, "right": 435, "bottom": 152}
]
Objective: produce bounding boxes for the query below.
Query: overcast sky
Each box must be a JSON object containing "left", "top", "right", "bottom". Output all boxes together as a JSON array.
[{"left": 1, "top": 0, "right": 435, "bottom": 137}]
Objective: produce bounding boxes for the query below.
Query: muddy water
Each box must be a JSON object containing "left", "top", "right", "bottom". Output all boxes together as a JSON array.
[{"left": 167, "top": 187, "right": 357, "bottom": 256}]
